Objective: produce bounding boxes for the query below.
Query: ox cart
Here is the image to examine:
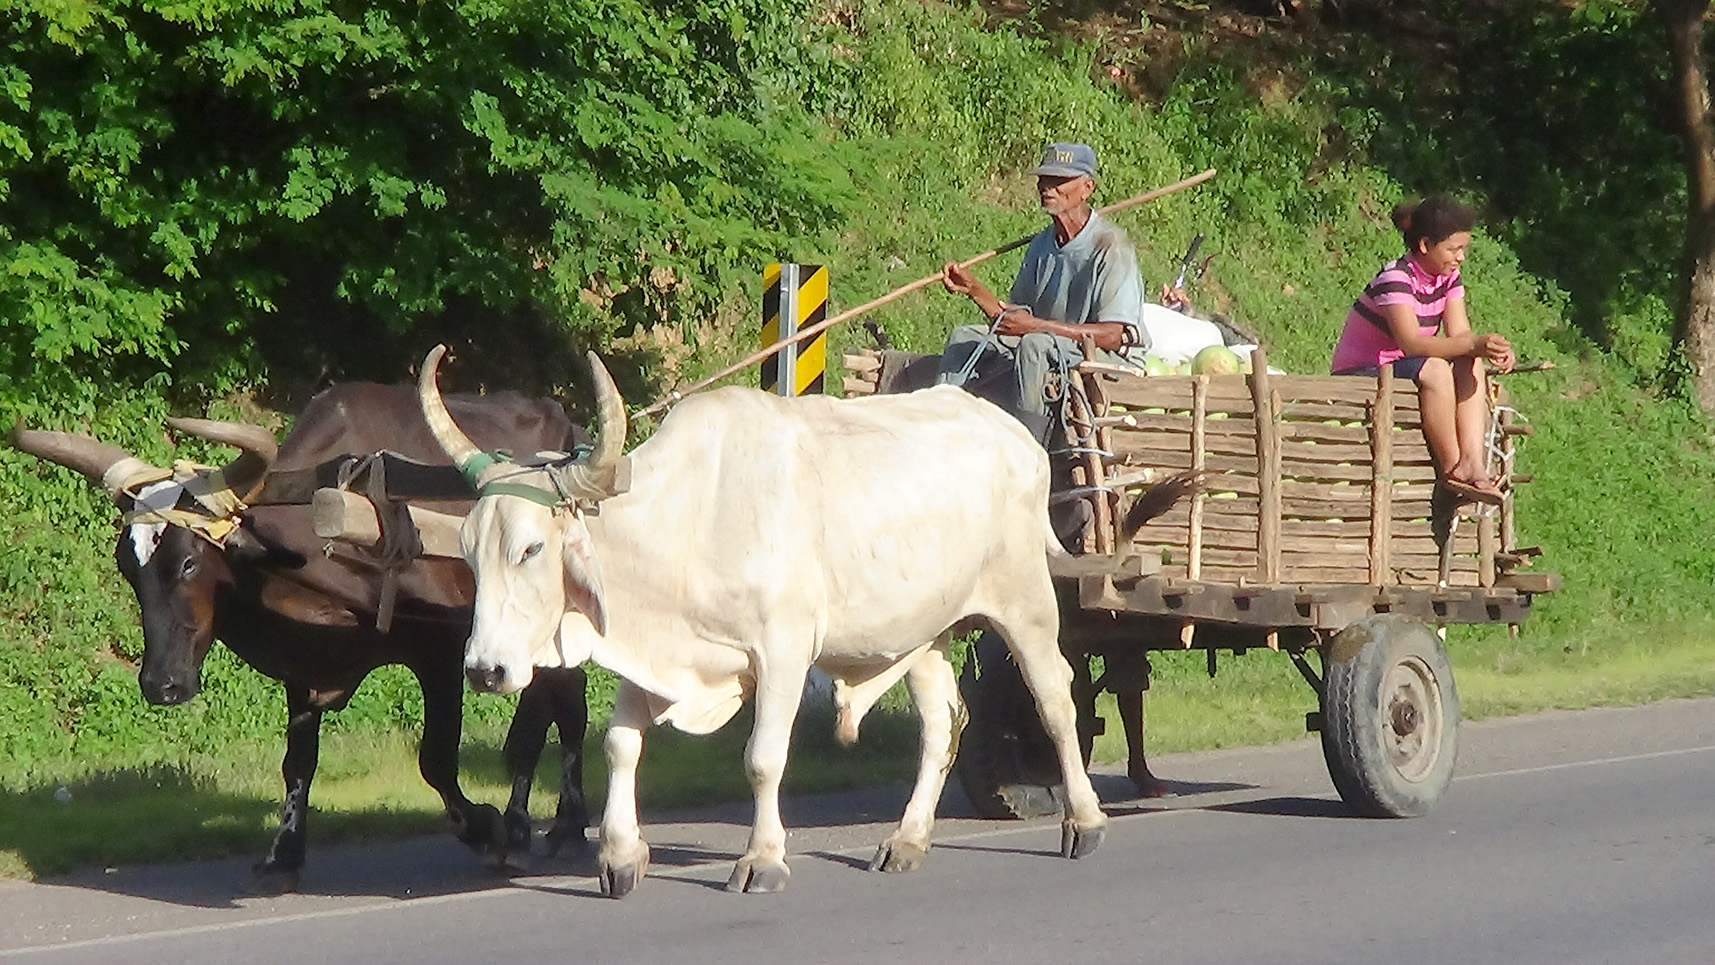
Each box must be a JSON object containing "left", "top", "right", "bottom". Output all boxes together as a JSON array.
[{"left": 842, "top": 344, "right": 1559, "bottom": 820}]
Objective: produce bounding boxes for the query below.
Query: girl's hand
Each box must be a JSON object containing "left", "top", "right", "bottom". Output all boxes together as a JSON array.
[{"left": 1478, "top": 333, "right": 1515, "bottom": 373}]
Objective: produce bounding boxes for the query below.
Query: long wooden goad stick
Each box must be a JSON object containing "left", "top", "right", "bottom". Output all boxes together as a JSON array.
[{"left": 637, "top": 167, "right": 1217, "bottom": 419}]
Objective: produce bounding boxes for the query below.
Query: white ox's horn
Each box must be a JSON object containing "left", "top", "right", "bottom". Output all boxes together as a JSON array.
[
  {"left": 163, "top": 417, "right": 279, "bottom": 504},
  {"left": 418, "top": 344, "right": 491, "bottom": 481},
  {"left": 417, "top": 345, "right": 628, "bottom": 499},
  {"left": 8, "top": 421, "right": 160, "bottom": 498}
]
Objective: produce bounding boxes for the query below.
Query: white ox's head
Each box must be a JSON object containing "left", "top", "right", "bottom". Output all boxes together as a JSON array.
[{"left": 418, "top": 345, "right": 629, "bottom": 695}]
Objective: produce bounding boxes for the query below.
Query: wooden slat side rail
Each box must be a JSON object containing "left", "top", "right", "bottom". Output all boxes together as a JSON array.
[
  {"left": 1250, "top": 349, "right": 1281, "bottom": 583},
  {"left": 1072, "top": 338, "right": 1113, "bottom": 555},
  {"left": 1189, "top": 376, "right": 1208, "bottom": 580},
  {"left": 1370, "top": 366, "right": 1395, "bottom": 585},
  {"left": 1497, "top": 383, "right": 1518, "bottom": 554},
  {"left": 1134, "top": 526, "right": 1474, "bottom": 560}
]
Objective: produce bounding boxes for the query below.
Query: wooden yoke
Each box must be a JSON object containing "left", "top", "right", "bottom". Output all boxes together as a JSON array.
[{"left": 313, "top": 489, "right": 465, "bottom": 558}]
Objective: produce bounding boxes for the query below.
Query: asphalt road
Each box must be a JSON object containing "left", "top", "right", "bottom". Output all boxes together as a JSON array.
[{"left": 4, "top": 697, "right": 1713, "bottom": 964}]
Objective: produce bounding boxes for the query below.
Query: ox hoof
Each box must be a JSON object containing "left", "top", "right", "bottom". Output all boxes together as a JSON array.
[
  {"left": 725, "top": 859, "right": 789, "bottom": 894},
  {"left": 487, "top": 844, "right": 532, "bottom": 874},
  {"left": 452, "top": 802, "right": 507, "bottom": 854},
  {"left": 1060, "top": 820, "right": 1106, "bottom": 860},
  {"left": 544, "top": 826, "right": 592, "bottom": 860},
  {"left": 243, "top": 866, "right": 301, "bottom": 897},
  {"left": 867, "top": 840, "right": 929, "bottom": 874},
  {"left": 598, "top": 843, "right": 650, "bottom": 899}
]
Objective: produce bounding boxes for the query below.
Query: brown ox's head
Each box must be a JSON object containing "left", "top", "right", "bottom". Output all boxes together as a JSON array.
[
  {"left": 9, "top": 419, "right": 278, "bottom": 705},
  {"left": 417, "top": 345, "right": 627, "bottom": 695}
]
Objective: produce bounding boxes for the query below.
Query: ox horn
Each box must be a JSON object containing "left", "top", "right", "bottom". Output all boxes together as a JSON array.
[
  {"left": 9, "top": 420, "right": 160, "bottom": 497},
  {"left": 418, "top": 344, "right": 488, "bottom": 478},
  {"left": 164, "top": 417, "right": 279, "bottom": 504},
  {"left": 419, "top": 345, "right": 629, "bottom": 499},
  {"left": 583, "top": 350, "right": 627, "bottom": 481}
]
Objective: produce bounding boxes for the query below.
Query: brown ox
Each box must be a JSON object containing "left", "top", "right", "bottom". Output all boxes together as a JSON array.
[{"left": 11, "top": 383, "right": 591, "bottom": 894}]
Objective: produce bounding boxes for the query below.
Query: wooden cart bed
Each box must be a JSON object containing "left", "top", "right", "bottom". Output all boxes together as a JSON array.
[{"left": 844, "top": 347, "right": 1557, "bottom": 634}]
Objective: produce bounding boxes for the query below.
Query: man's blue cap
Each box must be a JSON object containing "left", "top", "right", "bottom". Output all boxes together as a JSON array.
[{"left": 1028, "top": 142, "right": 1098, "bottom": 179}]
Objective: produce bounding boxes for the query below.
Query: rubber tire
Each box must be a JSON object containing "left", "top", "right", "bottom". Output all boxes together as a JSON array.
[
  {"left": 953, "top": 632, "right": 1092, "bottom": 820},
  {"left": 1320, "top": 614, "right": 1461, "bottom": 818}
]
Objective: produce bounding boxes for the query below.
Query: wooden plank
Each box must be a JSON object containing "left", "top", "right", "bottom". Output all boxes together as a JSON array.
[
  {"left": 1280, "top": 422, "right": 1372, "bottom": 445},
  {"left": 1109, "top": 428, "right": 1259, "bottom": 458},
  {"left": 1286, "top": 566, "right": 1480, "bottom": 586},
  {"left": 842, "top": 375, "right": 876, "bottom": 396},
  {"left": 1110, "top": 448, "right": 1263, "bottom": 481},
  {"left": 1271, "top": 375, "right": 1423, "bottom": 408},
  {"left": 1498, "top": 386, "right": 1518, "bottom": 553},
  {"left": 1280, "top": 439, "right": 1380, "bottom": 464},
  {"left": 1280, "top": 548, "right": 1482, "bottom": 571},
  {"left": 841, "top": 352, "right": 882, "bottom": 374},
  {"left": 1277, "top": 461, "right": 1436, "bottom": 485},
  {"left": 1048, "top": 553, "right": 1157, "bottom": 580},
  {"left": 1097, "top": 410, "right": 1256, "bottom": 436},
  {"left": 1070, "top": 356, "right": 1113, "bottom": 555},
  {"left": 1478, "top": 507, "right": 1498, "bottom": 587},
  {"left": 1189, "top": 376, "right": 1208, "bottom": 580},
  {"left": 1102, "top": 378, "right": 1256, "bottom": 414},
  {"left": 1136, "top": 527, "right": 1258, "bottom": 553},
  {"left": 1250, "top": 352, "right": 1280, "bottom": 585},
  {"left": 312, "top": 489, "right": 465, "bottom": 558},
  {"left": 1280, "top": 480, "right": 1377, "bottom": 502},
  {"left": 1273, "top": 400, "right": 1372, "bottom": 424},
  {"left": 1390, "top": 427, "right": 1431, "bottom": 453},
  {"left": 1495, "top": 571, "right": 1562, "bottom": 593}
]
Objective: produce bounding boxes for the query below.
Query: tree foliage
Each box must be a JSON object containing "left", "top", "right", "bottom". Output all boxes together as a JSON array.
[{"left": 0, "top": 0, "right": 852, "bottom": 406}]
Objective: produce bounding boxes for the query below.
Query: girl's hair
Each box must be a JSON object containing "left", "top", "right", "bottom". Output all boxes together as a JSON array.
[{"left": 1392, "top": 195, "right": 1476, "bottom": 251}]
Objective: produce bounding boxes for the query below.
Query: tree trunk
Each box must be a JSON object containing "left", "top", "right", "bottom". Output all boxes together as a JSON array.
[{"left": 1660, "top": 0, "right": 1715, "bottom": 412}]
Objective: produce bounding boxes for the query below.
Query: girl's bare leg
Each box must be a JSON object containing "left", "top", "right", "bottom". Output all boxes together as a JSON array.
[
  {"left": 1415, "top": 358, "right": 1463, "bottom": 480},
  {"left": 1451, "top": 356, "right": 1495, "bottom": 487}
]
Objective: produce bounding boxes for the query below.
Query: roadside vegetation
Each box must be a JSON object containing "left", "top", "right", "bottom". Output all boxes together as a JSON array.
[{"left": 3, "top": 0, "right": 1712, "bottom": 879}]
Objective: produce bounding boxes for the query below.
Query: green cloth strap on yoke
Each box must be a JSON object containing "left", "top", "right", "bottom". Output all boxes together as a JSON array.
[
  {"left": 478, "top": 481, "right": 564, "bottom": 506},
  {"left": 463, "top": 445, "right": 605, "bottom": 507}
]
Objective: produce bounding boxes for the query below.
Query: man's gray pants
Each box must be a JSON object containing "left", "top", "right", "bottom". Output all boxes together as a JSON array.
[{"left": 937, "top": 326, "right": 1127, "bottom": 446}]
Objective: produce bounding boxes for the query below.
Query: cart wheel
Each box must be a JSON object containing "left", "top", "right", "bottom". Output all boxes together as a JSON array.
[
  {"left": 1320, "top": 614, "right": 1460, "bottom": 817},
  {"left": 953, "top": 632, "right": 1090, "bottom": 820}
]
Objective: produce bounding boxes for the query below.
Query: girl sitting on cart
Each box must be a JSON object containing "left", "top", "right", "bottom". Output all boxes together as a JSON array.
[{"left": 1331, "top": 195, "right": 1516, "bottom": 504}]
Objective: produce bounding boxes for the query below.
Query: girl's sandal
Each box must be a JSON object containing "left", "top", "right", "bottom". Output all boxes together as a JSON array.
[{"left": 1439, "top": 477, "right": 1505, "bottom": 505}]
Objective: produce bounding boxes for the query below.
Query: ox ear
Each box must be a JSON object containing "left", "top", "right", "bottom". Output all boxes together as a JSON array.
[{"left": 561, "top": 516, "right": 608, "bottom": 636}]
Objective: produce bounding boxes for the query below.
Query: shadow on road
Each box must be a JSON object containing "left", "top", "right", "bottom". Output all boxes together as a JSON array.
[{"left": 1203, "top": 796, "right": 1353, "bottom": 819}]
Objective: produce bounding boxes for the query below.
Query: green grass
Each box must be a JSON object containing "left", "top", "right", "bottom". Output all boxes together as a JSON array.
[{"left": 0, "top": 702, "right": 924, "bottom": 881}]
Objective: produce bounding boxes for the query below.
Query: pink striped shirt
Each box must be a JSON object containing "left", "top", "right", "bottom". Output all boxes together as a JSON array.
[{"left": 1331, "top": 255, "right": 1464, "bottom": 373}]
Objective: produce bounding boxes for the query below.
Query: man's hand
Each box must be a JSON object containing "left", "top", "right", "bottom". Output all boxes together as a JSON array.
[
  {"left": 994, "top": 311, "right": 1042, "bottom": 337},
  {"left": 1160, "top": 283, "right": 1192, "bottom": 313},
  {"left": 942, "top": 261, "right": 977, "bottom": 295}
]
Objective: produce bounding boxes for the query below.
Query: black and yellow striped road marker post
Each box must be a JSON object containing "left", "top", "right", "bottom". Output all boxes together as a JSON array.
[{"left": 761, "top": 263, "right": 828, "bottom": 396}]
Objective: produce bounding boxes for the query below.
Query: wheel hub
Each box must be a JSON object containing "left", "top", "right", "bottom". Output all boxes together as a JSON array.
[{"left": 1380, "top": 655, "right": 1443, "bottom": 782}]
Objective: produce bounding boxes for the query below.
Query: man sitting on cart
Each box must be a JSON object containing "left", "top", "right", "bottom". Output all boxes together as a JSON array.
[
  {"left": 937, "top": 142, "right": 1174, "bottom": 799},
  {"left": 937, "top": 141, "right": 1149, "bottom": 449}
]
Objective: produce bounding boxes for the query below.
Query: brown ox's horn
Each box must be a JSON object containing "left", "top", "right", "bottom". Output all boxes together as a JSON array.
[
  {"left": 164, "top": 417, "right": 279, "bottom": 504},
  {"left": 418, "top": 344, "right": 486, "bottom": 476},
  {"left": 9, "top": 420, "right": 160, "bottom": 497}
]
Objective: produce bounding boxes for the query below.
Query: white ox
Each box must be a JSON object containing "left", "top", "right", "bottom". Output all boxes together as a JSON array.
[{"left": 417, "top": 345, "right": 1107, "bottom": 898}]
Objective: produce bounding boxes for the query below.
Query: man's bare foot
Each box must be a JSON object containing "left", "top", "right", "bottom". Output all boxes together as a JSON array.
[{"left": 1128, "top": 759, "right": 1175, "bottom": 798}]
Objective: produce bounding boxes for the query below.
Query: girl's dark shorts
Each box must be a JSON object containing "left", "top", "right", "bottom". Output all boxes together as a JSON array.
[{"left": 1334, "top": 357, "right": 1430, "bottom": 381}]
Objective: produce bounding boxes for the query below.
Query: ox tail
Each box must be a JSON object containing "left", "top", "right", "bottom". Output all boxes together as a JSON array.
[
  {"left": 1043, "top": 470, "right": 1203, "bottom": 563},
  {"left": 1115, "top": 471, "right": 1203, "bottom": 547}
]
